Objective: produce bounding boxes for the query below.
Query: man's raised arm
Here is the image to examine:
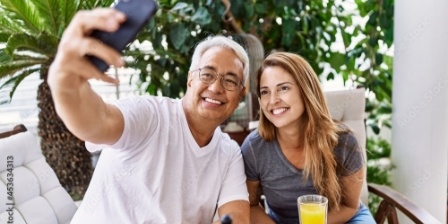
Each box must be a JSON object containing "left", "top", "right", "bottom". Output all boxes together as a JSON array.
[{"left": 48, "top": 9, "right": 126, "bottom": 145}]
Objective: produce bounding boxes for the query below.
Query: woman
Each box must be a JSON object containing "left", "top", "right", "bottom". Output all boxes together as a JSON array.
[{"left": 241, "top": 52, "right": 375, "bottom": 224}]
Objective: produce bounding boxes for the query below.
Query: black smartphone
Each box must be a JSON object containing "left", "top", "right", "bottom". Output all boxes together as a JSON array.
[{"left": 88, "top": 0, "right": 158, "bottom": 72}]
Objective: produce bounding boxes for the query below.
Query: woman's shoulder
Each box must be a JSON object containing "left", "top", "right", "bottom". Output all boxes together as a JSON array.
[
  {"left": 240, "top": 129, "right": 278, "bottom": 165},
  {"left": 337, "top": 131, "right": 358, "bottom": 144},
  {"left": 334, "top": 125, "right": 364, "bottom": 175},
  {"left": 247, "top": 129, "right": 261, "bottom": 139},
  {"left": 335, "top": 126, "right": 360, "bottom": 152},
  {"left": 241, "top": 129, "right": 271, "bottom": 151},
  {"left": 245, "top": 129, "right": 266, "bottom": 143}
]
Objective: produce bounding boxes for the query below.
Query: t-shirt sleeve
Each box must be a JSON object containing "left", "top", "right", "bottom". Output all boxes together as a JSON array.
[
  {"left": 85, "top": 96, "right": 159, "bottom": 152},
  {"left": 240, "top": 133, "right": 259, "bottom": 181},
  {"left": 335, "top": 132, "right": 364, "bottom": 176},
  {"left": 217, "top": 144, "right": 249, "bottom": 207}
]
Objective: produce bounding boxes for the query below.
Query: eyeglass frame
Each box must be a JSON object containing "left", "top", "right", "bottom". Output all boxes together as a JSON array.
[{"left": 190, "top": 67, "right": 244, "bottom": 91}]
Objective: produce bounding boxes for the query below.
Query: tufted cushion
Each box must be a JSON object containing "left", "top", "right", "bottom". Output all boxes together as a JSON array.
[{"left": 0, "top": 131, "right": 77, "bottom": 224}]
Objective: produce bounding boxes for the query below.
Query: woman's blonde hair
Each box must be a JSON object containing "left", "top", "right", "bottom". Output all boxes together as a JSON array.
[{"left": 256, "top": 52, "right": 344, "bottom": 211}]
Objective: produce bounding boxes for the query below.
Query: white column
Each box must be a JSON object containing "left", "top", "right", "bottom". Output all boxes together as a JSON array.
[{"left": 393, "top": 0, "right": 448, "bottom": 222}]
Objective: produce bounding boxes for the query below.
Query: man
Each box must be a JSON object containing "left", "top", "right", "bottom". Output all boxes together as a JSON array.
[{"left": 48, "top": 8, "right": 250, "bottom": 224}]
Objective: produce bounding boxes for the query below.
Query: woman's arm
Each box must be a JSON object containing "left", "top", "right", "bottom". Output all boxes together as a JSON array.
[
  {"left": 246, "top": 180, "right": 275, "bottom": 224},
  {"left": 327, "top": 167, "right": 365, "bottom": 223}
]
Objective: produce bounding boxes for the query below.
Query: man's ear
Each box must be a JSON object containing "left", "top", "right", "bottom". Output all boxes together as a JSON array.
[
  {"left": 187, "top": 72, "right": 193, "bottom": 88},
  {"left": 239, "top": 86, "right": 247, "bottom": 100}
]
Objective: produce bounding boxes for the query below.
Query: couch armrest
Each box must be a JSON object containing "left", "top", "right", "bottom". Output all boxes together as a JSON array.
[
  {"left": 0, "top": 124, "right": 27, "bottom": 139},
  {"left": 368, "top": 183, "right": 439, "bottom": 224}
]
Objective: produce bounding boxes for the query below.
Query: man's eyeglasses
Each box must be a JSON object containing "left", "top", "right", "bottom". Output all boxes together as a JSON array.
[{"left": 191, "top": 67, "right": 243, "bottom": 91}]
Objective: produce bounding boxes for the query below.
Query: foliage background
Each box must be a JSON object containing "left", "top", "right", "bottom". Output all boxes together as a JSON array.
[{"left": 129, "top": 0, "right": 393, "bottom": 133}]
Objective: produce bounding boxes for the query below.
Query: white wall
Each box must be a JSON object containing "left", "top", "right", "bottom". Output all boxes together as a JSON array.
[{"left": 392, "top": 0, "right": 448, "bottom": 222}]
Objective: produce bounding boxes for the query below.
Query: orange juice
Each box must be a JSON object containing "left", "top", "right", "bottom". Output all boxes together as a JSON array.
[{"left": 299, "top": 203, "right": 326, "bottom": 224}]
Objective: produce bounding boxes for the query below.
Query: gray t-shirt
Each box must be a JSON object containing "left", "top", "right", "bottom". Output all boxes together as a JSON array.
[{"left": 241, "top": 130, "right": 363, "bottom": 224}]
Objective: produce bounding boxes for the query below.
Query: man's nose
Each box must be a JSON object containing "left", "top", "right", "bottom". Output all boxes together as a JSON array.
[{"left": 208, "top": 76, "right": 225, "bottom": 93}]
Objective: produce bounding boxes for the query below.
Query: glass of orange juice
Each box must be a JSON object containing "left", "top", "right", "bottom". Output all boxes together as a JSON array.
[{"left": 297, "top": 194, "right": 328, "bottom": 224}]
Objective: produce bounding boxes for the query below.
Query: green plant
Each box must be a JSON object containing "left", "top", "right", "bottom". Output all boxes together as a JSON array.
[
  {"left": 125, "top": 0, "right": 394, "bottom": 136},
  {"left": 0, "top": 0, "right": 115, "bottom": 196},
  {"left": 69, "top": 192, "right": 84, "bottom": 202},
  {"left": 354, "top": 0, "right": 394, "bottom": 136},
  {"left": 366, "top": 137, "right": 395, "bottom": 214}
]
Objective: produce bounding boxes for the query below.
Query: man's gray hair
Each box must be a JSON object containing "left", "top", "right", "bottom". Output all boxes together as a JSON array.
[{"left": 190, "top": 36, "right": 250, "bottom": 85}]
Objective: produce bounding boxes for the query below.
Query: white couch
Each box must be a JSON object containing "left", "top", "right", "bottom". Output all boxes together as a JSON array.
[{"left": 0, "top": 130, "right": 77, "bottom": 224}]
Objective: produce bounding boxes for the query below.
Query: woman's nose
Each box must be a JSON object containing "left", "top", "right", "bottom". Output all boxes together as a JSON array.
[{"left": 269, "top": 92, "right": 280, "bottom": 104}]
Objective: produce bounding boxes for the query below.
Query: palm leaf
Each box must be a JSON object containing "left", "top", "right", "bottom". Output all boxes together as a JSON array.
[
  {"left": 0, "top": 60, "right": 43, "bottom": 76},
  {"left": 0, "top": 48, "right": 11, "bottom": 63},
  {"left": 79, "top": 0, "right": 99, "bottom": 9},
  {"left": 11, "top": 53, "right": 47, "bottom": 61},
  {"left": 80, "top": 0, "right": 115, "bottom": 10},
  {"left": 0, "top": 33, "right": 10, "bottom": 42},
  {"left": 0, "top": 9, "right": 27, "bottom": 34},
  {"left": 5, "top": 33, "right": 58, "bottom": 57},
  {"left": 57, "top": 0, "right": 81, "bottom": 37},
  {"left": 0, "top": 67, "right": 39, "bottom": 99},
  {"left": 0, "top": 0, "right": 45, "bottom": 34},
  {"left": 0, "top": 66, "right": 36, "bottom": 88},
  {"left": 31, "top": 0, "right": 61, "bottom": 35},
  {"left": 57, "top": 0, "right": 115, "bottom": 37}
]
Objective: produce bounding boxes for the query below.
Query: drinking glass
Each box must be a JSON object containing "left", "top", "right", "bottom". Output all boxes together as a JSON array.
[{"left": 297, "top": 194, "right": 328, "bottom": 224}]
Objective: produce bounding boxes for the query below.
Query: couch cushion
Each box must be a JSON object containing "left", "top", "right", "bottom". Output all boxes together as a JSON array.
[
  {"left": 0, "top": 131, "right": 77, "bottom": 224},
  {"left": 0, "top": 166, "right": 40, "bottom": 205},
  {"left": 0, "top": 132, "right": 42, "bottom": 171},
  {"left": 25, "top": 158, "right": 61, "bottom": 195},
  {"left": 17, "top": 196, "right": 59, "bottom": 224},
  {"left": 0, "top": 208, "right": 27, "bottom": 224},
  {"left": 44, "top": 187, "right": 79, "bottom": 223}
]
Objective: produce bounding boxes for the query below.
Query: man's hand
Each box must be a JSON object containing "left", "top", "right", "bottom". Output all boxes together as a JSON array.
[
  {"left": 47, "top": 9, "right": 127, "bottom": 144},
  {"left": 48, "top": 8, "right": 126, "bottom": 91}
]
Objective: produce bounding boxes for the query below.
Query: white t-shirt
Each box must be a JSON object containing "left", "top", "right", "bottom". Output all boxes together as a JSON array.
[{"left": 71, "top": 96, "right": 248, "bottom": 224}]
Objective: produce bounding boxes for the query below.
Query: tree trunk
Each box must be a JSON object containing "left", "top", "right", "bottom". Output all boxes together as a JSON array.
[{"left": 37, "top": 80, "right": 93, "bottom": 197}]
